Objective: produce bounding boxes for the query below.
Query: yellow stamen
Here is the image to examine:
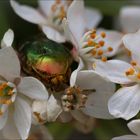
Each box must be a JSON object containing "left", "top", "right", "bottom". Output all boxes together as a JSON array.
[
  {"left": 101, "top": 32, "right": 106, "bottom": 38},
  {"left": 90, "top": 33, "right": 96, "bottom": 39},
  {"left": 59, "top": 6, "right": 66, "bottom": 19},
  {"left": 91, "top": 49, "right": 97, "bottom": 55},
  {"left": 99, "top": 40, "right": 105, "bottom": 47},
  {"left": 137, "top": 73, "right": 140, "bottom": 79},
  {"left": 8, "top": 89, "right": 13, "bottom": 96},
  {"left": 87, "top": 40, "right": 94, "bottom": 46},
  {"left": 131, "top": 61, "right": 137, "bottom": 66},
  {"left": 125, "top": 68, "right": 134, "bottom": 75},
  {"left": 97, "top": 50, "right": 103, "bottom": 56},
  {"left": 101, "top": 56, "right": 107, "bottom": 62},
  {"left": 5, "top": 100, "right": 12, "bottom": 105},
  {"left": 92, "top": 29, "right": 96, "bottom": 34},
  {"left": 108, "top": 47, "right": 113, "bottom": 52}
]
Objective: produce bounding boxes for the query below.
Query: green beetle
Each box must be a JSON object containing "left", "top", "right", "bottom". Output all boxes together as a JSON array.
[{"left": 19, "top": 39, "right": 73, "bottom": 92}]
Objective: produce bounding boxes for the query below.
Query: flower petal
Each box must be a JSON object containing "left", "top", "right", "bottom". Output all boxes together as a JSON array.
[
  {"left": 17, "top": 77, "right": 48, "bottom": 100},
  {"left": 85, "top": 7, "right": 102, "bottom": 29},
  {"left": 2, "top": 110, "right": 20, "bottom": 139},
  {"left": 46, "top": 95, "right": 62, "bottom": 122},
  {"left": 14, "top": 96, "right": 31, "bottom": 139},
  {"left": 67, "top": 0, "right": 86, "bottom": 44},
  {"left": 120, "top": 6, "right": 140, "bottom": 33},
  {"left": 1, "top": 29, "right": 14, "bottom": 48},
  {"left": 108, "top": 85, "right": 140, "bottom": 120},
  {"left": 112, "top": 135, "right": 139, "bottom": 140},
  {"left": 0, "top": 47, "right": 20, "bottom": 82},
  {"left": 10, "top": 0, "right": 46, "bottom": 25},
  {"left": 42, "top": 26, "right": 66, "bottom": 43},
  {"left": 114, "top": 47, "right": 131, "bottom": 63},
  {"left": 32, "top": 95, "right": 62, "bottom": 124},
  {"left": 70, "top": 57, "right": 84, "bottom": 87},
  {"left": 76, "top": 70, "right": 115, "bottom": 119},
  {"left": 128, "top": 119, "right": 140, "bottom": 136},
  {"left": 123, "top": 31, "right": 140, "bottom": 64},
  {"left": 38, "top": 0, "right": 55, "bottom": 17},
  {"left": 94, "top": 60, "right": 132, "bottom": 84},
  {"left": 0, "top": 110, "right": 8, "bottom": 130},
  {"left": 62, "top": 18, "right": 78, "bottom": 48}
]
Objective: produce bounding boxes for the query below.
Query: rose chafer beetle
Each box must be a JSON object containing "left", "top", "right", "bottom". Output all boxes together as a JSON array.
[{"left": 19, "top": 39, "right": 73, "bottom": 92}]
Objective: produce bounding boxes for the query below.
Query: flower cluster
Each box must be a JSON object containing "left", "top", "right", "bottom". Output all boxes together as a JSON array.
[{"left": 0, "top": 0, "right": 139, "bottom": 139}]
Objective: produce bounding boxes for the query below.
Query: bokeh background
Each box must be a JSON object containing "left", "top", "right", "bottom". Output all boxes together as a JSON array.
[{"left": 0, "top": 0, "right": 139, "bottom": 140}]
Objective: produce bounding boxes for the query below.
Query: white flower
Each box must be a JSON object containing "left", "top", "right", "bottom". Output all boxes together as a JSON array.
[
  {"left": 61, "top": 70, "right": 115, "bottom": 119},
  {"left": 93, "top": 29, "right": 140, "bottom": 120},
  {"left": 32, "top": 94, "right": 62, "bottom": 124},
  {"left": 120, "top": 6, "right": 140, "bottom": 33},
  {"left": 112, "top": 119, "right": 140, "bottom": 140},
  {"left": 63, "top": 0, "right": 122, "bottom": 86},
  {"left": 0, "top": 29, "right": 48, "bottom": 139},
  {"left": 10, "top": 0, "right": 102, "bottom": 43}
]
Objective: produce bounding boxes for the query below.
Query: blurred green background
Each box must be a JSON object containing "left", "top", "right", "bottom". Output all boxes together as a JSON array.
[{"left": 0, "top": 0, "right": 139, "bottom": 140}]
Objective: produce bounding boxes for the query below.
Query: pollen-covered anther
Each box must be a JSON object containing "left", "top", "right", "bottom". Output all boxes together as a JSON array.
[
  {"left": 61, "top": 86, "right": 87, "bottom": 111},
  {"left": 101, "top": 32, "right": 106, "bottom": 38},
  {"left": 137, "top": 73, "right": 140, "bottom": 79},
  {"left": 90, "top": 33, "right": 96, "bottom": 39},
  {"left": 131, "top": 61, "right": 137, "bottom": 66},
  {"left": 0, "top": 99, "right": 12, "bottom": 105},
  {"left": 91, "top": 49, "right": 97, "bottom": 56},
  {"left": 101, "top": 56, "right": 107, "bottom": 62},
  {"left": 125, "top": 68, "right": 135, "bottom": 76},
  {"left": 107, "top": 47, "right": 113, "bottom": 52},
  {"left": 95, "top": 45, "right": 100, "bottom": 49},
  {"left": 99, "top": 40, "right": 105, "bottom": 47},
  {"left": 87, "top": 40, "right": 94, "bottom": 46},
  {"left": 97, "top": 50, "right": 103, "bottom": 56},
  {"left": 56, "top": 0, "right": 61, "bottom": 4},
  {"left": 58, "top": 6, "right": 66, "bottom": 19}
]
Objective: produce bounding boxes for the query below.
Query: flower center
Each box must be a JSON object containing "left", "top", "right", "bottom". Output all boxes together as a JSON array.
[
  {"left": 49, "top": 0, "right": 72, "bottom": 31},
  {"left": 125, "top": 61, "right": 140, "bottom": 83},
  {"left": 81, "top": 29, "right": 113, "bottom": 62},
  {"left": 61, "top": 86, "right": 87, "bottom": 111},
  {"left": 0, "top": 82, "right": 16, "bottom": 115}
]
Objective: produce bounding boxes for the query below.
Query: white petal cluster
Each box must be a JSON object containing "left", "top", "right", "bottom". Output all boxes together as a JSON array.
[{"left": 4, "top": 0, "right": 140, "bottom": 139}]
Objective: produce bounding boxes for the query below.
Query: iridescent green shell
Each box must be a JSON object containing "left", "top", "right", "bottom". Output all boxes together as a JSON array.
[{"left": 19, "top": 39, "right": 73, "bottom": 91}]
